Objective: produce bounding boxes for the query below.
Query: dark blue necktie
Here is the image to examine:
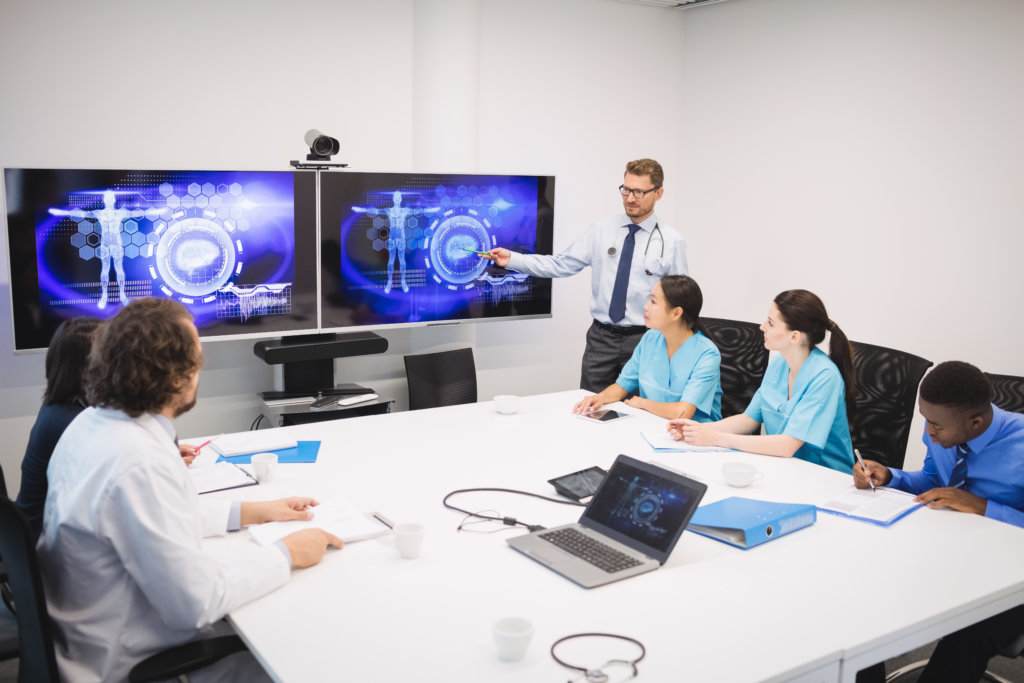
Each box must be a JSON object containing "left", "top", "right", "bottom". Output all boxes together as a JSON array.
[
  {"left": 948, "top": 443, "right": 969, "bottom": 488},
  {"left": 609, "top": 224, "right": 641, "bottom": 323}
]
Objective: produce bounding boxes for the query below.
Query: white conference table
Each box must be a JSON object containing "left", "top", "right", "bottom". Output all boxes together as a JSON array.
[{"left": 204, "top": 390, "right": 1024, "bottom": 682}]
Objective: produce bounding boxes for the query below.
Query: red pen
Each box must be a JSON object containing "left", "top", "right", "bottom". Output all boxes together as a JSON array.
[{"left": 194, "top": 439, "right": 212, "bottom": 454}]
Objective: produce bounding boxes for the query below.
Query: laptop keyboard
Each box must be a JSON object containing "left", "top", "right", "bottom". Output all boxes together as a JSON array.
[{"left": 539, "top": 527, "right": 643, "bottom": 573}]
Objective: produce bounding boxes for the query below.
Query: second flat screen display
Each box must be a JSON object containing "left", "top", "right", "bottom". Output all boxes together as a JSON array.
[{"left": 319, "top": 172, "right": 554, "bottom": 331}]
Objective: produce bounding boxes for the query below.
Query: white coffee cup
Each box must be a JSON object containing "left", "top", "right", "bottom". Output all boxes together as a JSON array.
[
  {"left": 394, "top": 522, "right": 425, "bottom": 559},
  {"left": 492, "top": 617, "right": 533, "bottom": 662},
  {"left": 722, "top": 461, "right": 763, "bottom": 488},
  {"left": 251, "top": 452, "right": 278, "bottom": 483},
  {"left": 494, "top": 394, "right": 520, "bottom": 415}
]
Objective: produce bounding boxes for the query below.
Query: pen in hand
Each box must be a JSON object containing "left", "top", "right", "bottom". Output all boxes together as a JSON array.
[{"left": 854, "top": 448, "right": 875, "bottom": 492}]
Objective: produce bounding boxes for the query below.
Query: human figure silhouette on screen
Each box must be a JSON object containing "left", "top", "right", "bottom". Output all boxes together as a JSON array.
[
  {"left": 352, "top": 190, "right": 439, "bottom": 294},
  {"left": 49, "top": 189, "right": 130, "bottom": 309}
]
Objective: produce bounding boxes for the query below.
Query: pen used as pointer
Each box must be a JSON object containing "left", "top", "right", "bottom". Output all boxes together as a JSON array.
[
  {"left": 462, "top": 248, "right": 491, "bottom": 257},
  {"left": 854, "top": 448, "right": 875, "bottom": 492}
]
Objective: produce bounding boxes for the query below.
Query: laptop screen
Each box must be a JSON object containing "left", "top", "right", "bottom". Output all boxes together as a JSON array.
[{"left": 581, "top": 455, "right": 707, "bottom": 563}]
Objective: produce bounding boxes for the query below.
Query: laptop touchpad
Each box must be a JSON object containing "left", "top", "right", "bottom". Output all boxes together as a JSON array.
[{"left": 531, "top": 545, "right": 574, "bottom": 566}]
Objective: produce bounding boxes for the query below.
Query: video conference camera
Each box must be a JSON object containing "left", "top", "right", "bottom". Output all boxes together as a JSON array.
[{"left": 304, "top": 129, "right": 340, "bottom": 161}]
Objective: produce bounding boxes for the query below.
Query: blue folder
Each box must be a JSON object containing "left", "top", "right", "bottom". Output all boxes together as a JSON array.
[
  {"left": 216, "top": 440, "right": 321, "bottom": 464},
  {"left": 687, "top": 496, "right": 816, "bottom": 549}
]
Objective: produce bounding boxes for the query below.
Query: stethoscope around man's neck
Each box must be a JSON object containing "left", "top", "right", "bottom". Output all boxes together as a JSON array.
[{"left": 607, "top": 223, "right": 663, "bottom": 275}]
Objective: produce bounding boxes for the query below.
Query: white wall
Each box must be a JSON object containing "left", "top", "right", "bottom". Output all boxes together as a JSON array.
[
  {"left": 677, "top": 0, "right": 1024, "bottom": 468},
  {"left": 2, "top": 0, "right": 1021, "bottom": 492},
  {"left": 0, "top": 0, "right": 688, "bottom": 494}
]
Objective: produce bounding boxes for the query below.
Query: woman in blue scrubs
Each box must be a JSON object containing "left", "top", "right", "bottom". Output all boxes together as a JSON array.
[
  {"left": 573, "top": 275, "right": 722, "bottom": 421},
  {"left": 668, "top": 289, "right": 856, "bottom": 473}
]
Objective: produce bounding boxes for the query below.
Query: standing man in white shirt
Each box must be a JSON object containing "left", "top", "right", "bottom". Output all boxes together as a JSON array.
[
  {"left": 486, "top": 159, "right": 688, "bottom": 391},
  {"left": 39, "top": 298, "right": 342, "bottom": 683}
]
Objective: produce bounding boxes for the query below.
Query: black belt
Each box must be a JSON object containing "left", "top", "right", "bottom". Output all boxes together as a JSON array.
[{"left": 593, "top": 320, "right": 646, "bottom": 336}]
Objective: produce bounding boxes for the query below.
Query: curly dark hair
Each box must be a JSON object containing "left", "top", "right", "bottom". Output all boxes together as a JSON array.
[
  {"left": 919, "top": 361, "right": 991, "bottom": 413},
  {"left": 84, "top": 298, "right": 203, "bottom": 417}
]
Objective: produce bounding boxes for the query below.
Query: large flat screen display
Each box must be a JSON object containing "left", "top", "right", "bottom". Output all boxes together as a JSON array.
[
  {"left": 4, "top": 168, "right": 318, "bottom": 351},
  {"left": 319, "top": 172, "right": 554, "bottom": 330}
]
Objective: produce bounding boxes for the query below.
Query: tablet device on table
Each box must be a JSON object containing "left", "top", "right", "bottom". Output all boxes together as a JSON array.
[
  {"left": 548, "top": 466, "right": 608, "bottom": 501},
  {"left": 576, "top": 409, "right": 632, "bottom": 424}
]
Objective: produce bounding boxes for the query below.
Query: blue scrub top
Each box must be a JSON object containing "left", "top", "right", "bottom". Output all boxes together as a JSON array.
[
  {"left": 616, "top": 329, "right": 722, "bottom": 422},
  {"left": 744, "top": 348, "right": 854, "bottom": 473}
]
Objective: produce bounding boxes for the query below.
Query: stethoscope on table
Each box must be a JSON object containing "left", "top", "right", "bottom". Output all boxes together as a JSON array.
[{"left": 607, "top": 223, "right": 663, "bottom": 276}]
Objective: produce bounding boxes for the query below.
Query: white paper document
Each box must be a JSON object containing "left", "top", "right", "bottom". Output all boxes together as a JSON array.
[
  {"left": 247, "top": 498, "right": 390, "bottom": 546},
  {"left": 210, "top": 431, "right": 298, "bottom": 457},
  {"left": 189, "top": 461, "right": 258, "bottom": 495},
  {"left": 641, "top": 430, "right": 732, "bottom": 453},
  {"left": 818, "top": 486, "right": 921, "bottom": 525}
]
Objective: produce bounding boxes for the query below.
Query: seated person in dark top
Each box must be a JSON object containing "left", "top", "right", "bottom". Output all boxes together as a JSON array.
[{"left": 15, "top": 316, "right": 101, "bottom": 538}]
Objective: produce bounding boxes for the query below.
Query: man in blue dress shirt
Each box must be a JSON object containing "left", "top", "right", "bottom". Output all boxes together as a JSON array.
[
  {"left": 854, "top": 360, "right": 1024, "bottom": 683},
  {"left": 486, "top": 159, "right": 689, "bottom": 391}
]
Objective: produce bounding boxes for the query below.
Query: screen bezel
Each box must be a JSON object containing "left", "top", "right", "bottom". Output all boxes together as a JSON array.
[
  {"left": 317, "top": 170, "right": 554, "bottom": 334},
  {"left": 580, "top": 454, "right": 708, "bottom": 564},
  {"left": 3, "top": 167, "right": 556, "bottom": 352},
  {"left": 3, "top": 168, "right": 320, "bottom": 352}
]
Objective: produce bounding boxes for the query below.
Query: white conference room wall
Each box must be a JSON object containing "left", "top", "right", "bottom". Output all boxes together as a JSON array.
[
  {"left": 0, "top": 0, "right": 687, "bottom": 495},
  {"left": 2, "top": 0, "right": 1020, "bottom": 494},
  {"left": 674, "top": 0, "right": 1024, "bottom": 470}
]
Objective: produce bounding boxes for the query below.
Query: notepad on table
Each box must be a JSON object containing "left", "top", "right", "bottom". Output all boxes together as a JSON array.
[
  {"left": 209, "top": 432, "right": 298, "bottom": 458},
  {"left": 818, "top": 486, "right": 921, "bottom": 526},
  {"left": 189, "top": 461, "right": 258, "bottom": 495},
  {"left": 247, "top": 497, "right": 390, "bottom": 546},
  {"left": 641, "top": 430, "right": 731, "bottom": 453}
]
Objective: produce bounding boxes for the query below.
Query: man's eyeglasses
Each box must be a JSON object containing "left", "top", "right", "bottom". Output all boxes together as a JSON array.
[{"left": 618, "top": 185, "right": 660, "bottom": 199}]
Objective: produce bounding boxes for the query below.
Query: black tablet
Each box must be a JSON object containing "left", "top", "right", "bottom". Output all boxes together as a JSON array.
[
  {"left": 548, "top": 466, "right": 609, "bottom": 501},
  {"left": 576, "top": 409, "right": 632, "bottom": 424}
]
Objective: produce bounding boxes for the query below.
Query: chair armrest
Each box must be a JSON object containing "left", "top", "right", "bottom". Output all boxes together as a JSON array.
[{"left": 128, "top": 635, "right": 246, "bottom": 683}]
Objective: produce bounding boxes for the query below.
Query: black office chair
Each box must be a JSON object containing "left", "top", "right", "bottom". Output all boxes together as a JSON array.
[
  {"left": 986, "top": 372, "right": 1024, "bottom": 414},
  {"left": 0, "top": 496, "right": 246, "bottom": 683},
  {"left": 701, "top": 317, "right": 769, "bottom": 420},
  {"left": 849, "top": 341, "right": 932, "bottom": 470},
  {"left": 404, "top": 347, "right": 477, "bottom": 411},
  {"left": 0, "top": 462, "right": 17, "bottom": 663}
]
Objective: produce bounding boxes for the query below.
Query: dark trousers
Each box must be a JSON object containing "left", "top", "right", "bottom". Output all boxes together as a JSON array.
[
  {"left": 856, "top": 604, "right": 1024, "bottom": 683},
  {"left": 580, "top": 320, "right": 645, "bottom": 393},
  {"left": 919, "top": 604, "right": 1024, "bottom": 683}
]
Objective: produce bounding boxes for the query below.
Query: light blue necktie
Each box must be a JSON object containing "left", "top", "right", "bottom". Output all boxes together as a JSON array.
[
  {"left": 948, "top": 443, "right": 969, "bottom": 488},
  {"left": 608, "top": 224, "right": 641, "bottom": 323}
]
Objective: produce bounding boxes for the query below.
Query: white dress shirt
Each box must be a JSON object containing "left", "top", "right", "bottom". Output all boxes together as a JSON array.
[
  {"left": 506, "top": 213, "right": 688, "bottom": 326},
  {"left": 40, "top": 407, "right": 290, "bottom": 683}
]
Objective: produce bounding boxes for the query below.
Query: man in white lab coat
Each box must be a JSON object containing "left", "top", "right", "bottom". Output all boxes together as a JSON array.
[{"left": 39, "top": 297, "right": 342, "bottom": 683}]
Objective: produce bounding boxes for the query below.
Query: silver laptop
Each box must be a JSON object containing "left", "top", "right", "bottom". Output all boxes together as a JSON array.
[{"left": 507, "top": 454, "right": 707, "bottom": 588}]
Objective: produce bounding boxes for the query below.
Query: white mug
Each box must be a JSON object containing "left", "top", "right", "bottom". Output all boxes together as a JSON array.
[
  {"left": 722, "top": 461, "right": 763, "bottom": 488},
  {"left": 493, "top": 395, "right": 520, "bottom": 415},
  {"left": 251, "top": 452, "right": 278, "bottom": 483},
  {"left": 394, "top": 522, "right": 425, "bottom": 559},
  {"left": 492, "top": 617, "right": 533, "bottom": 662}
]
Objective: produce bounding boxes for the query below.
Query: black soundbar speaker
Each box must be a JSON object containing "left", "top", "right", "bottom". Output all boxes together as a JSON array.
[
  {"left": 254, "top": 332, "right": 388, "bottom": 399},
  {"left": 254, "top": 332, "right": 388, "bottom": 364}
]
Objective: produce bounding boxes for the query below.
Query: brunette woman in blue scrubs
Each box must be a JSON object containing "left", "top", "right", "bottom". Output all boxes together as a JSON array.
[
  {"left": 668, "top": 289, "right": 855, "bottom": 473},
  {"left": 573, "top": 275, "right": 722, "bottom": 421}
]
